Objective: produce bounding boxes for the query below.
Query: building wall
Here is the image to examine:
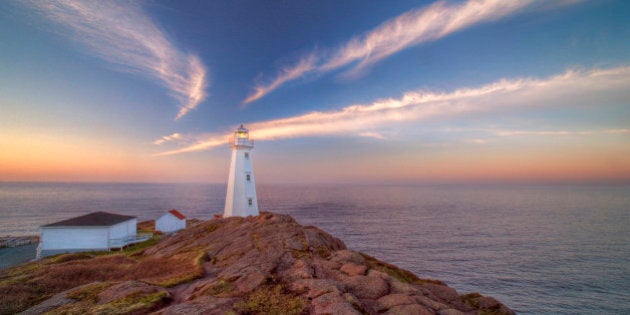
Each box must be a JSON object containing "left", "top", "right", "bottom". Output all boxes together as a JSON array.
[
  {"left": 156, "top": 214, "right": 186, "bottom": 233},
  {"left": 109, "top": 219, "right": 137, "bottom": 239},
  {"left": 40, "top": 219, "right": 136, "bottom": 252},
  {"left": 40, "top": 227, "right": 109, "bottom": 250},
  {"left": 129, "top": 219, "right": 137, "bottom": 236}
]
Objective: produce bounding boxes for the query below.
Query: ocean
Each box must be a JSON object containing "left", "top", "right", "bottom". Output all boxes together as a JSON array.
[{"left": 0, "top": 182, "right": 628, "bottom": 314}]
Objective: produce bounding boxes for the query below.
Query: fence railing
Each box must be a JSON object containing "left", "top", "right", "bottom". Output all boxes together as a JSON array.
[
  {"left": 230, "top": 137, "right": 254, "bottom": 147},
  {"left": 108, "top": 233, "right": 152, "bottom": 249},
  {"left": 0, "top": 235, "right": 39, "bottom": 248}
]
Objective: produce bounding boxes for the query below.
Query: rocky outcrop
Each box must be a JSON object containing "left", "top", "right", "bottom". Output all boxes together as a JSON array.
[{"left": 10, "top": 212, "right": 514, "bottom": 315}]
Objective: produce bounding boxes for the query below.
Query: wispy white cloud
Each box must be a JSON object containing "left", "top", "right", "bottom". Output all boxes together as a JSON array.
[
  {"left": 153, "top": 133, "right": 182, "bottom": 145},
  {"left": 604, "top": 129, "right": 630, "bottom": 134},
  {"left": 156, "top": 135, "right": 228, "bottom": 155},
  {"left": 494, "top": 129, "right": 630, "bottom": 137},
  {"left": 24, "top": 0, "right": 208, "bottom": 119},
  {"left": 468, "top": 139, "right": 488, "bottom": 144},
  {"left": 322, "top": 0, "right": 534, "bottom": 75},
  {"left": 243, "top": 55, "right": 317, "bottom": 105},
  {"left": 244, "top": 0, "right": 558, "bottom": 104},
  {"left": 358, "top": 132, "right": 387, "bottom": 140},
  {"left": 455, "top": 128, "right": 630, "bottom": 145},
  {"left": 158, "top": 66, "right": 630, "bottom": 156}
]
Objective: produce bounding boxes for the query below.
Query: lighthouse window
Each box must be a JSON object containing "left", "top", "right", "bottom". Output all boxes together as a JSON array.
[
  {"left": 246, "top": 174, "right": 251, "bottom": 181},
  {"left": 248, "top": 198, "right": 253, "bottom": 206},
  {"left": 244, "top": 152, "right": 249, "bottom": 159}
]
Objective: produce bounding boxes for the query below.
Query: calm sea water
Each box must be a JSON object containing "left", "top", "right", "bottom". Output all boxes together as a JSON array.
[{"left": 0, "top": 182, "right": 628, "bottom": 314}]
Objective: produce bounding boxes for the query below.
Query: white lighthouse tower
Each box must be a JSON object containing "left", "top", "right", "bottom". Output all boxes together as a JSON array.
[{"left": 224, "top": 124, "right": 259, "bottom": 217}]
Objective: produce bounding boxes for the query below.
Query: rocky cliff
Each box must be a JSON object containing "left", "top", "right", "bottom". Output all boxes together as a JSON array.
[{"left": 3, "top": 212, "right": 515, "bottom": 315}]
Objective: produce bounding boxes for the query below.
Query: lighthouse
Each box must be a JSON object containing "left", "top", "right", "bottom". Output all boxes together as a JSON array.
[{"left": 224, "top": 125, "right": 259, "bottom": 217}]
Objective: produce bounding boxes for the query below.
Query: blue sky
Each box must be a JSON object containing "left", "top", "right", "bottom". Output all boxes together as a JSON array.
[{"left": 1, "top": 0, "right": 629, "bottom": 183}]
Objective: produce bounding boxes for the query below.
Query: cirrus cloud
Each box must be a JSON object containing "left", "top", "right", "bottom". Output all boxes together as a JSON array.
[
  {"left": 158, "top": 65, "right": 630, "bottom": 156},
  {"left": 23, "top": 0, "right": 208, "bottom": 120},
  {"left": 243, "top": 0, "right": 580, "bottom": 104}
]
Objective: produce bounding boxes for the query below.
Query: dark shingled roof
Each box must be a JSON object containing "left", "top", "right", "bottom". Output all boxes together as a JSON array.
[{"left": 42, "top": 211, "right": 136, "bottom": 227}]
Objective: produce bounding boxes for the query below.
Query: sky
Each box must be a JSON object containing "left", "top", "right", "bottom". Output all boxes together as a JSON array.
[{"left": 1, "top": 0, "right": 629, "bottom": 184}]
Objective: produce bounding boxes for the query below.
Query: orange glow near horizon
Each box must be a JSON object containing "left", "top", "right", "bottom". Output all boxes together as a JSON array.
[
  {"left": 250, "top": 139, "right": 630, "bottom": 184},
  {"left": 0, "top": 132, "right": 224, "bottom": 183},
  {"left": 3, "top": 149, "right": 629, "bottom": 184},
  {"left": 2, "top": 126, "right": 629, "bottom": 184}
]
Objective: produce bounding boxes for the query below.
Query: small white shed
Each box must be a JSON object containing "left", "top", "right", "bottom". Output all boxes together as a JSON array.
[
  {"left": 39, "top": 211, "right": 144, "bottom": 257},
  {"left": 156, "top": 209, "right": 186, "bottom": 233}
]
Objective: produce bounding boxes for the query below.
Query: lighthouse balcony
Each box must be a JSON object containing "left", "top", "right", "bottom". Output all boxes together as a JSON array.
[{"left": 232, "top": 138, "right": 254, "bottom": 147}]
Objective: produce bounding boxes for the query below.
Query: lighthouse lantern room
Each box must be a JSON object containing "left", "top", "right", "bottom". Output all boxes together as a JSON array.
[{"left": 224, "top": 125, "right": 259, "bottom": 217}]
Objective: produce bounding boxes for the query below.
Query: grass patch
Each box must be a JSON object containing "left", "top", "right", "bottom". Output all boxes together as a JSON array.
[
  {"left": 234, "top": 285, "right": 307, "bottom": 315},
  {"left": 252, "top": 233, "right": 262, "bottom": 251},
  {"left": 360, "top": 252, "right": 445, "bottom": 285},
  {"left": 3, "top": 261, "right": 40, "bottom": 278},
  {"left": 92, "top": 291, "right": 169, "bottom": 314},
  {"left": 291, "top": 249, "right": 312, "bottom": 260},
  {"left": 150, "top": 251, "right": 207, "bottom": 287},
  {"left": 204, "top": 221, "right": 224, "bottom": 233},
  {"left": 49, "top": 253, "right": 94, "bottom": 264},
  {"left": 234, "top": 217, "right": 244, "bottom": 224},
  {"left": 0, "top": 262, "right": 40, "bottom": 286},
  {"left": 53, "top": 290, "right": 169, "bottom": 315},
  {"left": 156, "top": 270, "right": 202, "bottom": 288},
  {"left": 196, "top": 251, "right": 209, "bottom": 264},
  {"left": 313, "top": 245, "right": 331, "bottom": 258},
  {"left": 461, "top": 292, "right": 483, "bottom": 308},
  {"left": 461, "top": 293, "right": 511, "bottom": 315},
  {"left": 65, "top": 282, "right": 113, "bottom": 302},
  {"left": 0, "top": 264, "right": 43, "bottom": 313},
  {"left": 45, "top": 300, "right": 94, "bottom": 314},
  {"left": 124, "top": 236, "right": 161, "bottom": 256},
  {"left": 0, "top": 247, "right": 202, "bottom": 313},
  {"left": 360, "top": 252, "right": 418, "bottom": 283},
  {"left": 202, "top": 279, "right": 233, "bottom": 297},
  {"left": 0, "top": 282, "right": 41, "bottom": 314}
]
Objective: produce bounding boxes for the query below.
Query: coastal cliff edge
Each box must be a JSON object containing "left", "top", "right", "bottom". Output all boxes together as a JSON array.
[{"left": 2, "top": 212, "right": 515, "bottom": 315}]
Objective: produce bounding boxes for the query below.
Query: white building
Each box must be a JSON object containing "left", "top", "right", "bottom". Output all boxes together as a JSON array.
[
  {"left": 156, "top": 209, "right": 186, "bottom": 233},
  {"left": 38, "top": 211, "right": 149, "bottom": 257},
  {"left": 224, "top": 125, "right": 259, "bottom": 217}
]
